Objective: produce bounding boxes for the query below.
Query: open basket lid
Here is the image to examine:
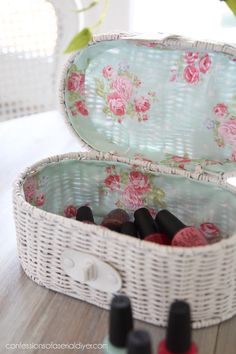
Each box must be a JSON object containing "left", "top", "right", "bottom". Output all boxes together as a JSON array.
[{"left": 61, "top": 32, "right": 236, "bottom": 178}]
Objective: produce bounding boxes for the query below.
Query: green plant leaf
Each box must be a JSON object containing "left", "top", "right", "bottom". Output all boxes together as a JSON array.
[
  {"left": 92, "top": 0, "right": 110, "bottom": 30},
  {"left": 225, "top": 0, "right": 236, "bottom": 16},
  {"left": 76, "top": 1, "right": 98, "bottom": 13},
  {"left": 64, "top": 28, "right": 92, "bottom": 54}
]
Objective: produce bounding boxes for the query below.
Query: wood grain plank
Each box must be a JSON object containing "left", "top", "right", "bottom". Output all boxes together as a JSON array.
[
  {"left": 133, "top": 318, "right": 218, "bottom": 354},
  {"left": 215, "top": 316, "right": 236, "bottom": 354},
  {"left": 0, "top": 262, "right": 219, "bottom": 354}
]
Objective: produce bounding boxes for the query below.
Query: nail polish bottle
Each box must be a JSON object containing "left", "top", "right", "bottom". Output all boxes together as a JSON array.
[
  {"left": 76, "top": 206, "right": 95, "bottom": 224},
  {"left": 134, "top": 208, "right": 170, "bottom": 245},
  {"left": 158, "top": 301, "right": 198, "bottom": 354},
  {"left": 155, "top": 210, "right": 208, "bottom": 247},
  {"left": 103, "top": 295, "right": 133, "bottom": 354},
  {"left": 102, "top": 209, "right": 129, "bottom": 232},
  {"left": 127, "top": 330, "right": 152, "bottom": 354},
  {"left": 120, "top": 222, "right": 138, "bottom": 238}
]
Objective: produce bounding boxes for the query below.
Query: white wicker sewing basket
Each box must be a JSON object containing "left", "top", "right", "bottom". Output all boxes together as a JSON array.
[{"left": 14, "top": 33, "right": 236, "bottom": 328}]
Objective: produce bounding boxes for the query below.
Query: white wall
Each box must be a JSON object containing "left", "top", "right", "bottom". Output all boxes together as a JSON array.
[
  {"left": 81, "top": 0, "right": 131, "bottom": 34},
  {"left": 81, "top": 0, "right": 235, "bottom": 42},
  {"left": 129, "top": 0, "right": 236, "bottom": 42}
]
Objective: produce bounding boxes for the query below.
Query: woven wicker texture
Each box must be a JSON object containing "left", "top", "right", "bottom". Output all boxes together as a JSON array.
[
  {"left": 62, "top": 34, "right": 236, "bottom": 166},
  {"left": 13, "top": 33, "right": 236, "bottom": 328},
  {"left": 14, "top": 151, "right": 236, "bottom": 328},
  {"left": 0, "top": 0, "right": 78, "bottom": 121}
]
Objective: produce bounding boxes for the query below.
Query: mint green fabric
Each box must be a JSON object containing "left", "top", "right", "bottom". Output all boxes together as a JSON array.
[
  {"left": 64, "top": 39, "right": 236, "bottom": 171},
  {"left": 23, "top": 159, "right": 236, "bottom": 237}
]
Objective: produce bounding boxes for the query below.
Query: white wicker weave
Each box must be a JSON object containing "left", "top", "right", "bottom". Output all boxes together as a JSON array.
[
  {"left": 13, "top": 33, "right": 236, "bottom": 328},
  {"left": 0, "top": 0, "right": 78, "bottom": 122},
  {"left": 13, "top": 151, "right": 236, "bottom": 329}
]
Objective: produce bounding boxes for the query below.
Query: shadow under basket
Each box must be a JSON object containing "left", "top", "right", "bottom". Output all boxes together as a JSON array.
[{"left": 13, "top": 33, "right": 236, "bottom": 328}]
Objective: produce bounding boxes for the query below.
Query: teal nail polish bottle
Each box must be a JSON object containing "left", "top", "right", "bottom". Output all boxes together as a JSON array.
[
  {"left": 103, "top": 295, "right": 133, "bottom": 354},
  {"left": 127, "top": 330, "right": 152, "bottom": 354}
]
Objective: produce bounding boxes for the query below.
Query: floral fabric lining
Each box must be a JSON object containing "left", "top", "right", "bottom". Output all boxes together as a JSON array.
[
  {"left": 99, "top": 165, "right": 166, "bottom": 212},
  {"left": 66, "top": 64, "right": 89, "bottom": 117},
  {"left": 206, "top": 102, "right": 236, "bottom": 161},
  {"left": 64, "top": 41, "right": 236, "bottom": 165},
  {"left": 170, "top": 51, "right": 212, "bottom": 84},
  {"left": 24, "top": 175, "right": 47, "bottom": 207},
  {"left": 95, "top": 63, "right": 158, "bottom": 123}
]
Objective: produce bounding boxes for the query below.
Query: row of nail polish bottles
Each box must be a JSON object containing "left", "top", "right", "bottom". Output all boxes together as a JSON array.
[
  {"left": 75, "top": 205, "right": 221, "bottom": 246},
  {"left": 103, "top": 295, "right": 197, "bottom": 354}
]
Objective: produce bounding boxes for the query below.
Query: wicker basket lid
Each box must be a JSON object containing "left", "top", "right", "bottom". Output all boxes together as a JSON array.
[{"left": 61, "top": 33, "right": 236, "bottom": 175}]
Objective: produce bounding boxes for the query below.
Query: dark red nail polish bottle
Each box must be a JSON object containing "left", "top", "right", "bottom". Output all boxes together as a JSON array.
[
  {"left": 158, "top": 301, "right": 198, "bottom": 354},
  {"left": 102, "top": 209, "right": 129, "bottom": 232},
  {"left": 127, "top": 330, "right": 152, "bottom": 354},
  {"left": 120, "top": 221, "right": 138, "bottom": 238},
  {"left": 134, "top": 208, "right": 170, "bottom": 245},
  {"left": 155, "top": 210, "right": 208, "bottom": 247},
  {"left": 76, "top": 206, "right": 95, "bottom": 224}
]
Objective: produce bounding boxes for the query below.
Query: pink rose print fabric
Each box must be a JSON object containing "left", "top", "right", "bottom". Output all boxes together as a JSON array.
[
  {"left": 64, "top": 205, "right": 77, "bottom": 218},
  {"left": 129, "top": 171, "right": 151, "bottom": 193},
  {"left": 24, "top": 177, "right": 37, "bottom": 203},
  {"left": 170, "top": 51, "right": 212, "bottom": 84},
  {"left": 184, "top": 52, "right": 199, "bottom": 64},
  {"left": 104, "top": 174, "right": 120, "bottom": 191},
  {"left": 99, "top": 166, "right": 166, "bottom": 211},
  {"left": 67, "top": 72, "right": 85, "bottom": 94},
  {"left": 35, "top": 193, "right": 46, "bottom": 207},
  {"left": 213, "top": 103, "right": 228, "bottom": 118},
  {"left": 102, "top": 65, "right": 115, "bottom": 79},
  {"left": 111, "top": 76, "right": 133, "bottom": 101},
  {"left": 74, "top": 100, "right": 89, "bottom": 116},
  {"left": 95, "top": 64, "right": 158, "bottom": 123},
  {"left": 183, "top": 65, "right": 199, "bottom": 84},
  {"left": 160, "top": 154, "right": 194, "bottom": 170},
  {"left": 107, "top": 93, "right": 126, "bottom": 116},
  {"left": 160, "top": 153, "right": 226, "bottom": 174},
  {"left": 24, "top": 176, "right": 46, "bottom": 207},
  {"left": 199, "top": 223, "right": 220, "bottom": 239},
  {"left": 122, "top": 185, "right": 143, "bottom": 210},
  {"left": 66, "top": 65, "right": 89, "bottom": 118},
  {"left": 207, "top": 102, "right": 236, "bottom": 158},
  {"left": 218, "top": 119, "right": 236, "bottom": 145},
  {"left": 199, "top": 54, "right": 211, "bottom": 73},
  {"left": 134, "top": 96, "right": 151, "bottom": 113}
]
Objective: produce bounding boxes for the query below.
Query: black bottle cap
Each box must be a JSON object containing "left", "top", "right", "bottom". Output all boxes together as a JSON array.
[
  {"left": 109, "top": 295, "right": 133, "bottom": 348},
  {"left": 102, "top": 209, "right": 129, "bottom": 232},
  {"left": 166, "top": 301, "right": 192, "bottom": 353},
  {"left": 120, "top": 222, "right": 138, "bottom": 238},
  {"left": 155, "top": 210, "right": 185, "bottom": 240},
  {"left": 127, "top": 330, "right": 152, "bottom": 354},
  {"left": 76, "top": 206, "right": 94, "bottom": 223},
  {"left": 134, "top": 208, "right": 158, "bottom": 239}
]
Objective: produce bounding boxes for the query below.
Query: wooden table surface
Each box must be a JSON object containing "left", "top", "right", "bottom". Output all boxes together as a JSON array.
[{"left": 0, "top": 111, "right": 235, "bottom": 354}]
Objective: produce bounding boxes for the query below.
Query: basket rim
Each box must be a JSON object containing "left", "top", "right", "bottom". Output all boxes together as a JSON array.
[{"left": 13, "top": 151, "right": 236, "bottom": 256}]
